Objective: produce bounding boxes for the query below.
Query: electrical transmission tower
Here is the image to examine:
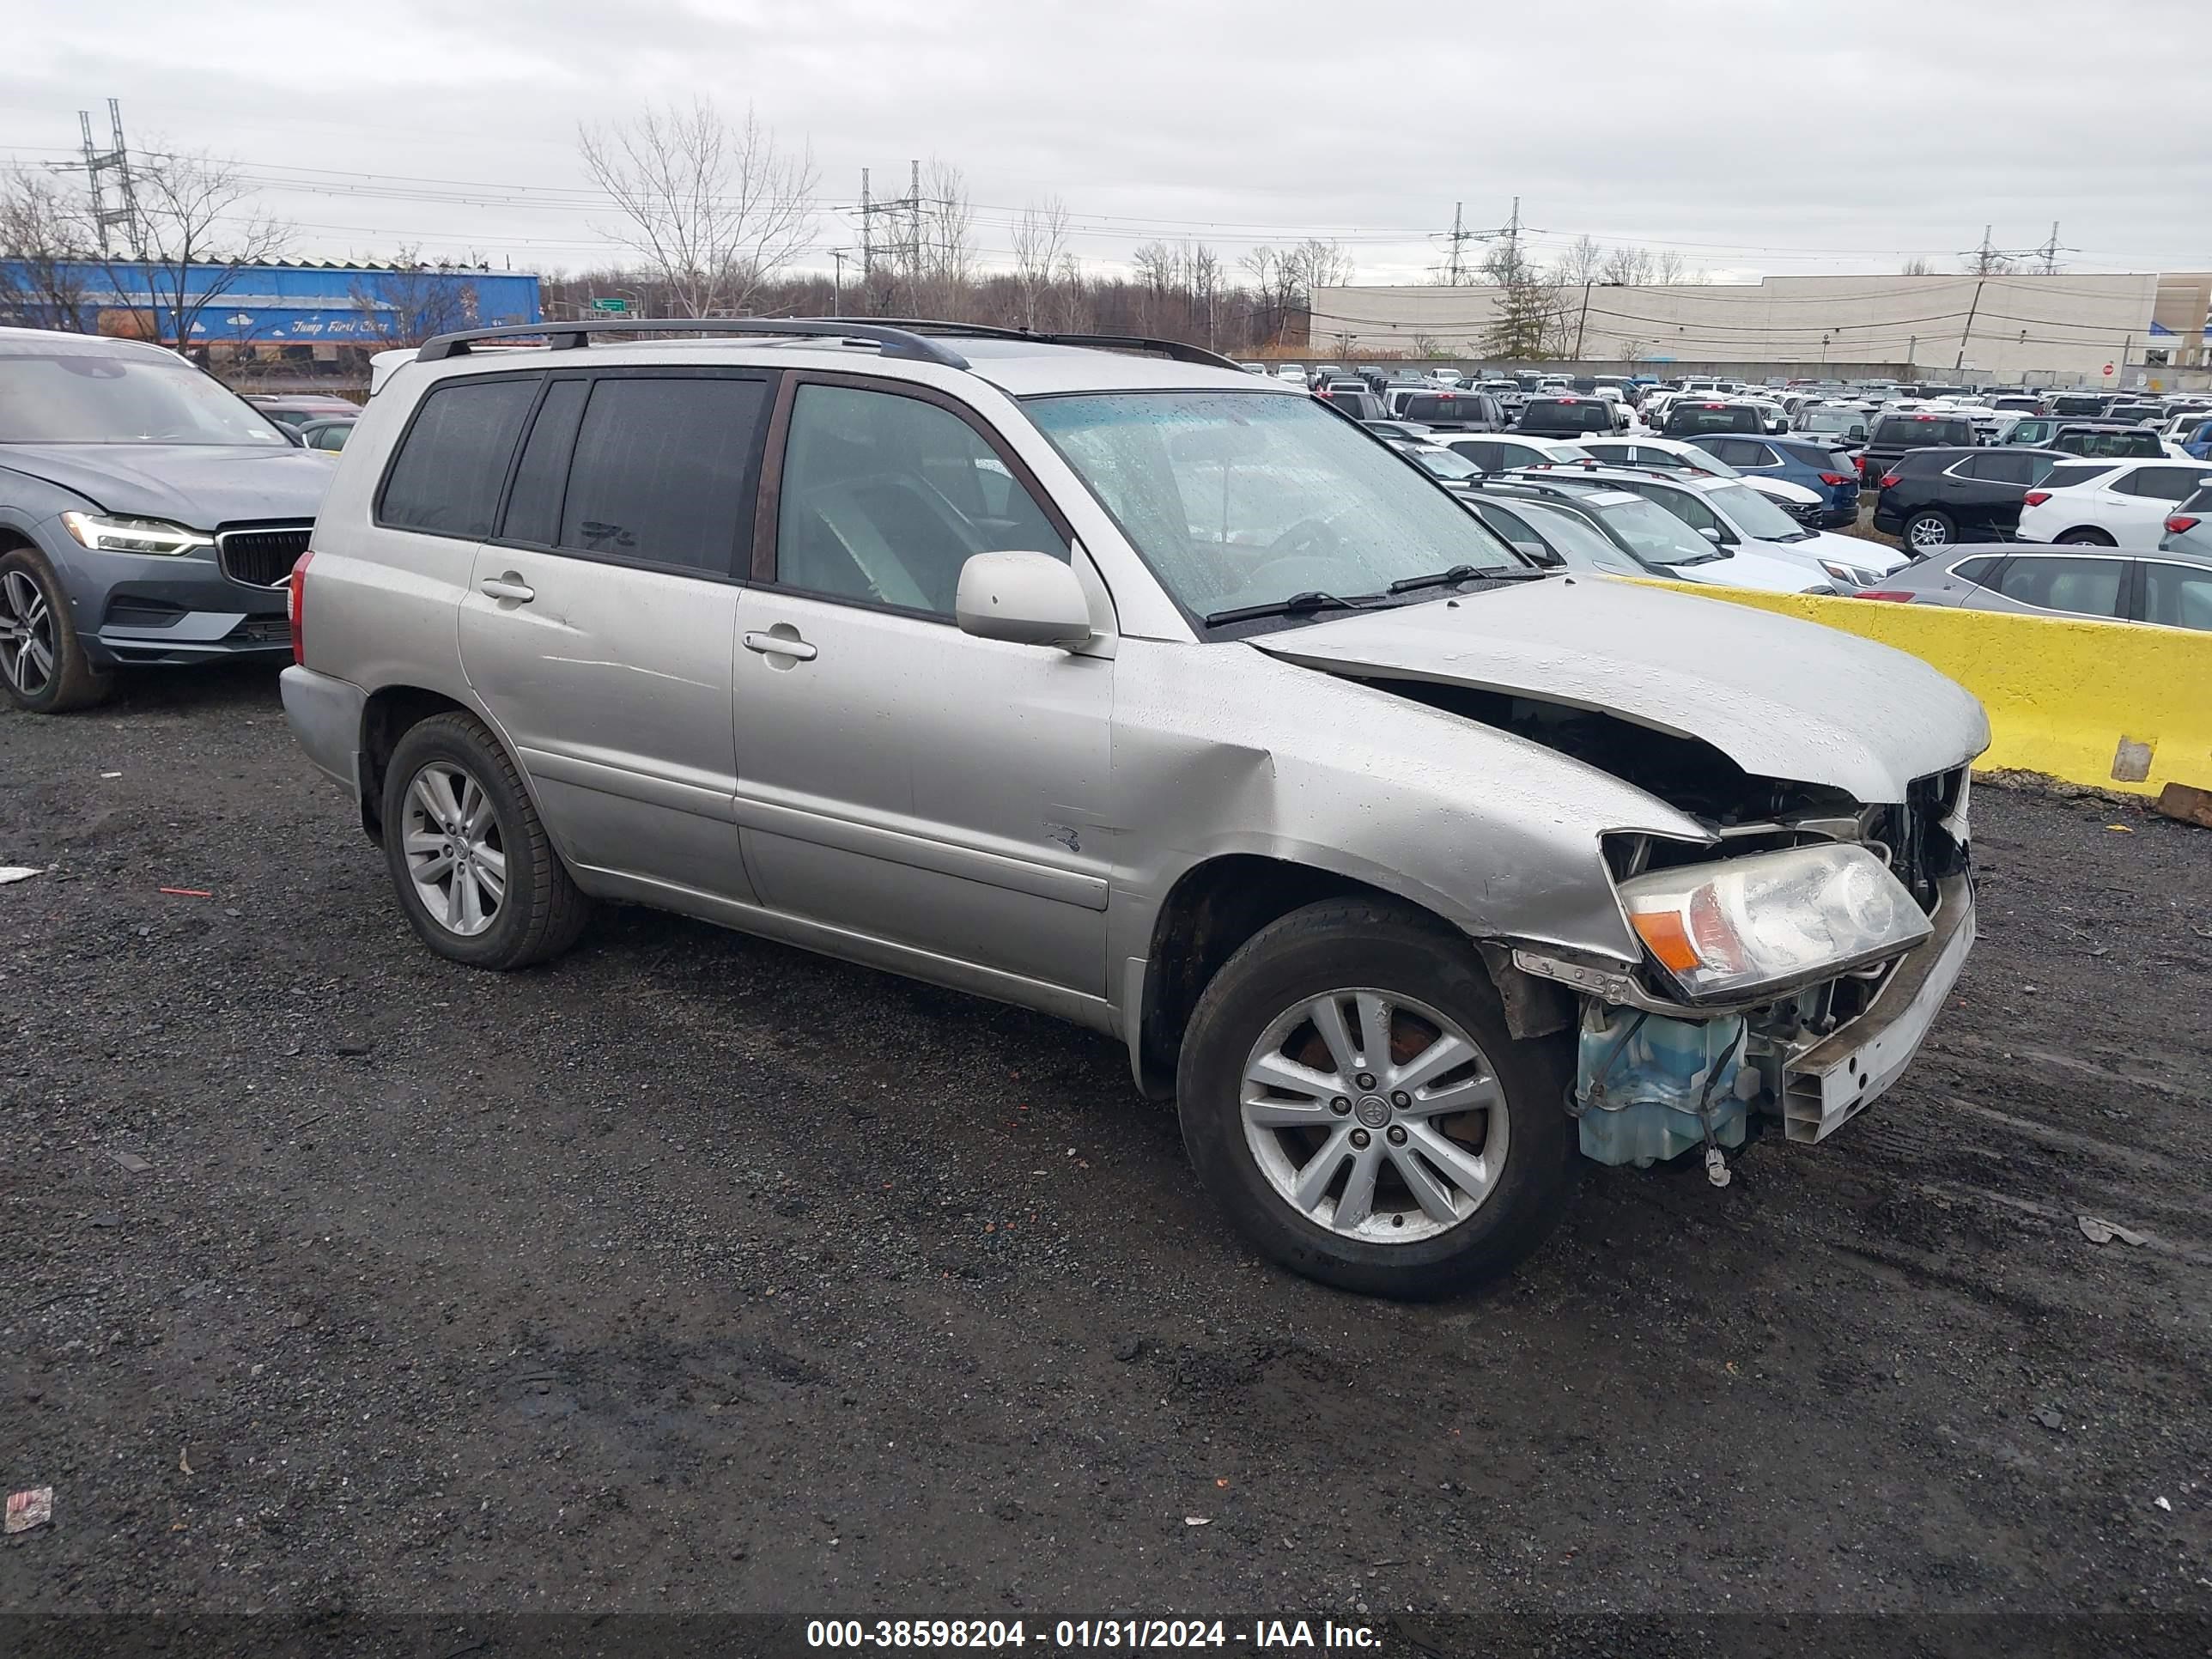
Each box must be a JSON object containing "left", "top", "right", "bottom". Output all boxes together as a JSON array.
[
  {"left": 69, "top": 99, "right": 140, "bottom": 256},
  {"left": 853, "top": 161, "right": 931, "bottom": 309},
  {"left": 2030, "top": 222, "right": 2076, "bottom": 276},
  {"left": 1429, "top": 197, "right": 1523, "bottom": 284}
]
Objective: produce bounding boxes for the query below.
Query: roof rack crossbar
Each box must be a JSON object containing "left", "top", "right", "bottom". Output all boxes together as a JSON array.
[
  {"left": 807, "top": 318, "right": 1246, "bottom": 373},
  {"left": 414, "top": 318, "right": 971, "bottom": 368}
]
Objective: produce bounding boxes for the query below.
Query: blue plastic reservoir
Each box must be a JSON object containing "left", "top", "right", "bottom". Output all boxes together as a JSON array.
[{"left": 1575, "top": 1006, "right": 1748, "bottom": 1168}]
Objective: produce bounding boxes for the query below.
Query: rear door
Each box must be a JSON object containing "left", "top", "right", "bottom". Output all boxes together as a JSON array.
[
  {"left": 456, "top": 367, "right": 773, "bottom": 897},
  {"left": 1971, "top": 552, "right": 2130, "bottom": 621},
  {"left": 2105, "top": 465, "right": 2212, "bottom": 545}
]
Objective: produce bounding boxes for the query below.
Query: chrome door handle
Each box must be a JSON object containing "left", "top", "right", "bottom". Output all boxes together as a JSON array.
[
  {"left": 743, "top": 629, "right": 817, "bottom": 662},
  {"left": 480, "top": 576, "right": 536, "bottom": 603}
]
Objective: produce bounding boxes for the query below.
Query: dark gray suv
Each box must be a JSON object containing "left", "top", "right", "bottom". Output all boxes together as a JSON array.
[{"left": 0, "top": 327, "right": 337, "bottom": 712}]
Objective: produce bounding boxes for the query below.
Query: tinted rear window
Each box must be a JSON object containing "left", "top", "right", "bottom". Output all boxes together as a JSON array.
[
  {"left": 1521, "top": 400, "right": 1613, "bottom": 432},
  {"left": 1666, "top": 404, "right": 1761, "bottom": 434},
  {"left": 1874, "top": 416, "right": 1974, "bottom": 448},
  {"left": 556, "top": 376, "right": 767, "bottom": 573},
  {"left": 379, "top": 375, "right": 540, "bottom": 538},
  {"left": 2040, "top": 463, "right": 2118, "bottom": 490},
  {"left": 1401, "top": 395, "right": 1486, "bottom": 422}
]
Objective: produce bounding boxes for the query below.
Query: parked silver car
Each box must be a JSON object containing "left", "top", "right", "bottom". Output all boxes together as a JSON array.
[
  {"left": 282, "top": 319, "right": 1985, "bottom": 1297},
  {"left": 1860, "top": 537, "right": 2212, "bottom": 630}
]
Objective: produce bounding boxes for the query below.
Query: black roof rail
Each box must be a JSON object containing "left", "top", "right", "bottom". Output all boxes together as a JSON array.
[
  {"left": 413, "top": 317, "right": 971, "bottom": 368},
  {"left": 811, "top": 318, "right": 1245, "bottom": 373}
]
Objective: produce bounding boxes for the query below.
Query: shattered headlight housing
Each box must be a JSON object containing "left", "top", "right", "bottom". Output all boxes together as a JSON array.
[
  {"left": 1619, "top": 843, "right": 1931, "bottom": 1002},
  {"left": 59, "top": 512, "right": 215, "bottom": 556}
]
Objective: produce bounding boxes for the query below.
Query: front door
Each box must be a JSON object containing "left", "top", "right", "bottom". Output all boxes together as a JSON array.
[
  {"left": 729, "top": 375, "right": 1114, "bottom": 996},
  {"left": 457, "top": 368, "right": 773, "bottom": 900}
]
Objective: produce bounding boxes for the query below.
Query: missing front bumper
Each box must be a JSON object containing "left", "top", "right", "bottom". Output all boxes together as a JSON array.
[{"left": 1771, "top": 874, "right": 1976, "bottom": 1143}]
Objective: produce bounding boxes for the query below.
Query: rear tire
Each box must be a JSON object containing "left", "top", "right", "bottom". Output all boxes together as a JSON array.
[
  {"left": 380, "top": 712, "right": 591, "bottom": 969},
  {"left": 0, "top": 546, "right": 114, "bottom": 714},
  {"left": 1902, "top": 510, "right": 1954, "bottom": 551},
  {"left": 1176, "top": 898, "right": 1575, "bottom": 1299},
  {"left": 2055, "top": 528, "right": 2116, "bottom": 546}
]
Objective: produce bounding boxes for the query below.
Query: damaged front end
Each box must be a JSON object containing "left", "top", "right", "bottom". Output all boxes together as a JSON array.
[{"left": 1518, "top": 768, "right": 1976, "bottom": 1181}]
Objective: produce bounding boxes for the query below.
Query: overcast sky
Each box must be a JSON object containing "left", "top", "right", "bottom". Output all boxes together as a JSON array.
[{"left": 5, "top": 0, "right": 2207, "bottom": 285}]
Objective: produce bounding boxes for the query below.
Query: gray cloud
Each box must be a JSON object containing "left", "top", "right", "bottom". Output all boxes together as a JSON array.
[{"left": 5, "top": 0, "right": 2206, "bottom": 280}]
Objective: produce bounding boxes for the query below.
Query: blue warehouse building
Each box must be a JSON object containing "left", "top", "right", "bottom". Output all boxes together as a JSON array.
[{"left": 0, "top": 258, "right": 540, "bottom": 359}]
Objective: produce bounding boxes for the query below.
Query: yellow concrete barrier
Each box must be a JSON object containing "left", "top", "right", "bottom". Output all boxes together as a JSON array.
[{"left": 1646, "top": 582, "right": 2212, "bottom": 797}]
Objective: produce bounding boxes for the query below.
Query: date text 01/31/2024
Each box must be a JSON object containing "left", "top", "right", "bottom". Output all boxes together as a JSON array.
[{"left": 805, "top": 1619, "right": 1382, "bottom": 1650}]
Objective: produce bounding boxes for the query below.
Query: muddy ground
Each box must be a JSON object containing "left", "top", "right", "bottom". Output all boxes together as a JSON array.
[{"left": 2, "top": 663, "right": 2207, "bottom": 1655}]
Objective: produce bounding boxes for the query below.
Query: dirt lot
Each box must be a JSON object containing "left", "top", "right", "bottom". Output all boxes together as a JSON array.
[{"left": 3, "top": 664, "right": 2209, "bottom": 1652}]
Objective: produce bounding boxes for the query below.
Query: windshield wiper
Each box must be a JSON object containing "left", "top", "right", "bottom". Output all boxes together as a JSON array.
[
  {"left": 1204, "top": 590, "right": 1375, "bottom": 627},
  {"left": 1386, "top": 563, "right": 1550, "bottom": 594}
]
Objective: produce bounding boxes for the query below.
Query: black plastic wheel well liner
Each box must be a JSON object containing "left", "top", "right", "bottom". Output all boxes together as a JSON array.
[{"left": 358, "top": 685, "right": 474, "bottom": 844}]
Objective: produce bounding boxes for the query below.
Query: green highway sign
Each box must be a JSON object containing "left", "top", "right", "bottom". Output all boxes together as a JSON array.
[{"left": 588, "top": 297, "right": 629, "bottom": 313}]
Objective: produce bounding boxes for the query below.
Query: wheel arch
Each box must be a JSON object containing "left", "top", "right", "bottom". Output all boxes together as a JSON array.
[
  {"left": 357, "top": 684, "right": 483, "bottom": 845},
  {"left": 1125, "top": 853, "right": 1571, "bottom": 1099}
]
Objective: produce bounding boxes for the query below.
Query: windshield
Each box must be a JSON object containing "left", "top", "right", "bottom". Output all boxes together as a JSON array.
[
  {"left": 0, "top": 343, "right": 289, "bottom": 445},
  {"left": 1708, "top": 482, "right": 1810, "bottom": 539},
  {"left": 1583, "top": 493, "right": 1726, "bottom": 566},
  {"left": 1405, "top": 445, "right": 1480, "bottom": 479},
  {"left": 1509, "top": 502, "right": 1650, "bottom": 575},
  {"left": 1025, "top": 391, "right": 1519, "bottom": 622}
]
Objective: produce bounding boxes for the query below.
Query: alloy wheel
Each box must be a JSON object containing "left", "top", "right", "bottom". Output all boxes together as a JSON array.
[
  {"left": 1906, "top": 515, "right": 1951, "bottom": 549},
  {"left": 0, "top": 569, "right": 57, "bottom": 698},
  {"left": 1240, "top": 988, "right": 1510, "bottom": 1244},
  {"left": 400, "top": 761, "right": 507, "bottom": 937}
]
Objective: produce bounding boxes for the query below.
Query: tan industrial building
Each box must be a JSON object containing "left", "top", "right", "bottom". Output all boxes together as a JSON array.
[{"left": 1309, "top": 271, "right": 2212, "bottom": 386}]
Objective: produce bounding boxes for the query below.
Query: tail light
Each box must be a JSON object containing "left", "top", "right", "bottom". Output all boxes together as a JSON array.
[
  {"left": 289, "top": 550, "right": 313, "bottom": 665},
  {"left": 1819, "top": 472, "right": 1851, "bottom": 487},
  {"left": 2023, "top": 491, "right": 2051, "bottom": 507},
  {"left": 1879, "top": 472, "right": 1902, "bottom": 489},
  {"left": 2169, "top": 515, "right": 2201, "bottom": 535},
  {"left": 1856, "top": 590, "right": 1917, "bottom": 602}
]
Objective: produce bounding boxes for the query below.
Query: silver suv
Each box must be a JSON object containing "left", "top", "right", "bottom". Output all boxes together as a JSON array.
[{"left": 282, "top": 319, "right": 1986, "bottom": 1297}]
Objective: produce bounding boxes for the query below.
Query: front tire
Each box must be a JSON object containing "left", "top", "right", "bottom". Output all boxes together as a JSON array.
[
  {"left": 0, "top": 546, "right": 113, "bottom": 714},
  {"left": 1902, "top": 510, "right": 1954, "bottom": 551},
  {"left": 380, "top": 712, "right": 591, "bottom": 969},
  {"left": 2055, "top": 528, "right": 2115, "bottom": 546},
  {"left": 1176, "top": 898, "right": 1575, "bottom": 1298}
]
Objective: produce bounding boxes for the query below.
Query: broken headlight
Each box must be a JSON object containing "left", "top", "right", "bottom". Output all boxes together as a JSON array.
[{"left": 1619, "top": 843, "right": 1931, "bottom": 1002}]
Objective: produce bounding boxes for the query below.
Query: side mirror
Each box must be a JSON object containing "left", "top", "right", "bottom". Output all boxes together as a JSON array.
[
  {"left": 956, "top": 551, "right": 1093, "bottom": 647},
  {"left": 1698, "top": 526, "right": 1724, "bottom": 544}
]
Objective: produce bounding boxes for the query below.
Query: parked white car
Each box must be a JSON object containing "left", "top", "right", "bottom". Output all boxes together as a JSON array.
[
  {"left": 1547, "top": 468, "right": 1905, "bottom": 590},
  {"left": 1432, "top": 434, "right": 1595, "bottom": 471},
  {"left": 2014, "top": 459, "right": 2212, "bottom": 548}
]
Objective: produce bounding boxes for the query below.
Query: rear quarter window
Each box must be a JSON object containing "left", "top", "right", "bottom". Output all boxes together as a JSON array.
[{"left": 377, "top": 375, "right": 542, "bottom": 538}]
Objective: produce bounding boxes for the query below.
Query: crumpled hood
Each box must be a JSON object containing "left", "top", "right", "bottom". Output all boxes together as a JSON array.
[
  {"left": 1251, "top": 577, "right": 1990, "bottom": 805},
  {"left": 0, "top": 442, "right": 336, "bottom": 528}
]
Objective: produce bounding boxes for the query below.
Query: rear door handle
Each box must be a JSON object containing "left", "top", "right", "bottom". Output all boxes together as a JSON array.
[
  {"left": 480, "top": 576, "right": 536, "bottom": 603},
  {"left": 744, "top": 629, "right": 817, "bottom": 662}
]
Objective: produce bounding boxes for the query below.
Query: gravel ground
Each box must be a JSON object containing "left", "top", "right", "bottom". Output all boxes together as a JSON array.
[{"left": 2, "top": 663, "right": 2209, "bottom": 1652}]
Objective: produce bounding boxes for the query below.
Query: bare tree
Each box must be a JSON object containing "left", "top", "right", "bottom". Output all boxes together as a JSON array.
[
  {"left": 1651, "top": 246, "right": 1687, "bottom": 285},
  {"left": 0, "top": 169, "right": 93, "bottom": 330},
  {"left": 94, "top": 147, "right": 289, "bottom": 352},
  {"left": 1598, "top": 244, "right": 1654, "bottom": 286},
  {"left": 348, "top": 246, "right": 482, "bottom": 348},
  {"left": 1011, "top": 196, "right": 1071, "bottom": 331},
  {"left": 1900, "top": 256, "right": 1935, "bottom": 276},
  {"left": 578, "top": 100, "right": 817, "bottom": 318},
  {"left": 1555, "top": 234, "right": 1606, "bottom": 289}
]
